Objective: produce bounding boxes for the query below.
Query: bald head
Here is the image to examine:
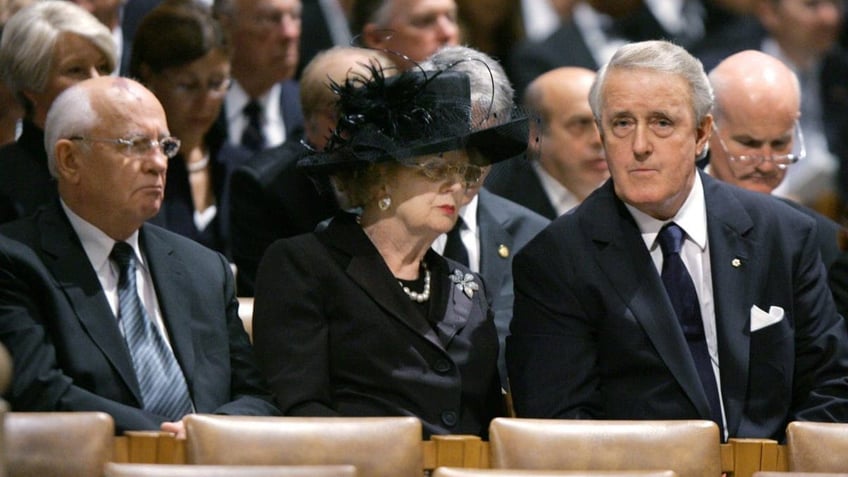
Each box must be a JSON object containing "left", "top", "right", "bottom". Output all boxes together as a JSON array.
[
  {"left": 707, "top": 50, "right": 801, "bottom": 195},
  {"left": 524, "top": 67, "right": 608, "bottom": 204},
  {"left": 710, "top": 50, "right": 800, "bottom": 121},
  {"left": 300, "top": 46, "right": 394, "bottom": 149}
]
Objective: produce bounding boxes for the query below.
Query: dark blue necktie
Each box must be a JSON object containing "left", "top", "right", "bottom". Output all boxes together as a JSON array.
[
  {"left": 443, "top": 218, "right": 469, "bottom": 266},
  {"left": 657, "top": 223, "right": 724, "bottom": 434},
  {"left": 111, "top": 242, "right": 193, "bottom": 421},
  {"left": 241, "top": 100, "right": 266, "bottom": 153}
]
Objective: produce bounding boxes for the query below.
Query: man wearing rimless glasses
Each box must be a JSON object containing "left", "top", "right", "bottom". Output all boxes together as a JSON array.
[{"left": 706, "top": 49, "right": 842, "bottom": 269}]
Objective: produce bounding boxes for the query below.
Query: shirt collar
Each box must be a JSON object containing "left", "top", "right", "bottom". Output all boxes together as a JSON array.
[
  {"left": 532, "top": 160, "right": 580, "bottom": 215},
  {"left": 626, "top": 171, "right": 708, "bottom": 253},
  {"left": 225, "top": 80, "right": 281, "bottom": 124},
  {"left": 61, "top": 200, "right": 144, "bottom": 272}
]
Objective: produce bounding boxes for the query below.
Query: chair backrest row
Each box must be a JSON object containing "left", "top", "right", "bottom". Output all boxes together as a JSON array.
[{"left": 6, "top": 413, "right": 848, "bottom": 477}]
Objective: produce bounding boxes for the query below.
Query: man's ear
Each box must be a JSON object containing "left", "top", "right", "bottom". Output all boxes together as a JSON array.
[
  {"left": 54, "top": 139, "right": 82, "bottom": 184},
  {"left": 696, "top": 114, "right": 713, "bottom": 158}
]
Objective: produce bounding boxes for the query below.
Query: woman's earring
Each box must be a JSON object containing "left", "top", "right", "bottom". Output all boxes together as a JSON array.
[{"left": 378, "top": 196, "right": 392, "bottom": 211}]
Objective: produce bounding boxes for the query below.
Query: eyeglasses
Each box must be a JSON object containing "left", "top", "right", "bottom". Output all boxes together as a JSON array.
[
  {"left": 713, "top": 120, "right": 805, "bottom": 170},
  {"left": 70, "top": 135, "right": 181, "bottom": 159},
  {"left": 163, "top": 75, "right": 232, "bottom": 98},
  {"left": 405, "top": 159, "right": 484, "bottom": 187}
]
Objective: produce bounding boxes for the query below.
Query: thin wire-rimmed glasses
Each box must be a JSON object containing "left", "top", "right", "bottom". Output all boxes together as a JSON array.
[
  {"left": 69, "top": 135, "right": 182, "bottom": 159},
  {"left": 713, "top": 119, "right": 806, "bottom": 170},
  {"left": 404, "top": 159, "right": 484, "bottom": 187}
]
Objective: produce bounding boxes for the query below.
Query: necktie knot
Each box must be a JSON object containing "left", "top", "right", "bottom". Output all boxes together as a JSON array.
[
  {"left": 443, "top": 217, "right": 469, "bottom": 266},
  {"left": 658, "top": 222, "right": 685, "bottom": 257},
  {"left": 110, "top": 242, "right": 135, "bottom": 283},
  {"left": 243, "top": 100, "right": 262, "bottom": 119}
]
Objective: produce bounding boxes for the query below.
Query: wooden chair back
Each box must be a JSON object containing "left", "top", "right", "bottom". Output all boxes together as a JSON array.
[
  {"left": 785, "top": 421, "right": 848, "bottom": 472},
  {"left": 488, "top": 418, "right": 721, "bottom": 477},
  {"left": 184, "top": 415, "right": 422, "bottom": 477},
  {"left": 104, "top": 463, "right": 357, "bottom": 476},
  {"left": 5, "top": 412, "right": 114, "bottom": 477},
  {"left": 433, "top": 470, "right": 679, "bottom": 477}
]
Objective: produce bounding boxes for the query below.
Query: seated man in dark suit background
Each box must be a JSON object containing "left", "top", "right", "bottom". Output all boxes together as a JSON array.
[
  {"left": 0, "top": 76, "right": 278, "bottom": 436},
  {"left": 508, "top": 40, "right": 848, "bottom": 442},
  {"left": 229, "top": 46, "right": 392, "bottom": 296},
  {"left": 706, "top": 49, "right": 842, "bottom": 269},
  {"left": 486, "top": 66, "right": 608, "bottom": 220}
]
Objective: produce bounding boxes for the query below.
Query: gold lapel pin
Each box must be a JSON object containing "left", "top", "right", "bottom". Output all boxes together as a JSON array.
[
  {"left": 498, "top": 244, "right": 509, "bottom": 258},
  {"left": 731, "top": 258, "right": 742, "bottom": 268}
]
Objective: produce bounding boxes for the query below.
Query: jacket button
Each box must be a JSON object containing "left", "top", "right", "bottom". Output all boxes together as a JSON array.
[
  {"left": 433, "top": 359, "right": 452, "bottom": 373},
  {"left": 441, "top": 410, "right": 458, "bottom": 427}
]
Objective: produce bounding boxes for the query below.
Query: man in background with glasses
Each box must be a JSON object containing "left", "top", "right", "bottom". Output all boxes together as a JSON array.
[
  {"left": 0, "top": 76, "right": 279, "bottom": 435},
  {"left": 707, "top": 49, "right": 842, "bottom": 269}
]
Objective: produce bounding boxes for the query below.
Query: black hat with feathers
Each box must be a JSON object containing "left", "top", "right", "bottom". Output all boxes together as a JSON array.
[{"left": 296, "top": 62, "right": 529, "bottom": 174}]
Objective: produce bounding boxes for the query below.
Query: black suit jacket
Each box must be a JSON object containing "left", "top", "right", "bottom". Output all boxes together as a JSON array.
[
  {"left": 0, "top": 121, "right": 57, "bottom": 224},
  {"left": 0, "top": 203, "right": 279, "bottom": 433},
  {"left": 252, "top": 212, "right": 504, "bottom": 437},
  {"left": 485, "top": 158, "right": 558, "bottom": 220},
  {"left": 229, "top": 139, "right": 339, "bottom": 296},
  {"left": 508, "top": 172, "right": 848, "bottom": 441}
]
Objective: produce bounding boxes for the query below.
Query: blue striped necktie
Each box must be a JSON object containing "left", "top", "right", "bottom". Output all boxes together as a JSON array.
[{"left": 111, "top": 242, "right": 193, "bottom": 421}]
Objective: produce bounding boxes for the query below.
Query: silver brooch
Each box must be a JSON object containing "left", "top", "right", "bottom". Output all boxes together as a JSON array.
[{"left": 449, "top": 269, "right": 479, "bottom": 299}]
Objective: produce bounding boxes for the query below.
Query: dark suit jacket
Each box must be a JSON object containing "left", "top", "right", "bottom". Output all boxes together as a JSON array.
[
  {"left": 252, "top": 212, "right": 504, "bottom": 438},
  {"left": 476, "top": 189, "right": 549, "bottom": 384},
  {"left": 508, "top": 172, "right": 848, "bottom": 441},
  {"left": 229, "top": 139, "right": 339, "bottom": 296},
  {"left": 148, "top": 126, "right": 252, "bottom": 260},
  {"left": 0, "top": 203, "right": 279, "bottom": 433},
  {"left": 485, "top": 157, "right": 558, "bottom": 220},
  {"left": 0, "top": 121, "right": 57, "bottom": 224}
]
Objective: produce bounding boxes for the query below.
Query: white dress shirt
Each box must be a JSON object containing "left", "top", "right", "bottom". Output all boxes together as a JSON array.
[{"left": 532, "top": 160, "right": 580, "bottom": 216}]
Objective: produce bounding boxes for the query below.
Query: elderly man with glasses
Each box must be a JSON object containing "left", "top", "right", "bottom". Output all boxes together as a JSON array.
[
  {"left": 0, "top": 76, "right": 279, "bottom": 436},
  {"left": 707, "top": 49, "right": 842, "bottom": 269}
]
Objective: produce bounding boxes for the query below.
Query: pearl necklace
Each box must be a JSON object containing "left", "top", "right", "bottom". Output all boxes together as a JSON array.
[
  {"left": 186, "top": 155, "right": 210, "bottom": 173},
  {"left": 398, "top": 262, "right": 431, "bottom": 303}
]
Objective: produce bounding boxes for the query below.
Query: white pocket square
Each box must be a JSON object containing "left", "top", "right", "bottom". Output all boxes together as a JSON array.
[{"left": 750, "top": 305, "right": 784, "bottom": 332}]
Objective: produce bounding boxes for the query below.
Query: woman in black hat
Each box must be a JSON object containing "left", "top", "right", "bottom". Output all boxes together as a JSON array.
[{"left": 251, "top": 63, "right": 528, "bottom": 437}]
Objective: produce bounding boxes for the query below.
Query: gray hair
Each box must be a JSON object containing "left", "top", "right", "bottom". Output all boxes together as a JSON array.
[
  {"left": 421, "top": 45, "right": 515, "bottom": 122},
  {"left": 44, "top": 84, "right": 96, "bottom": 178},
  {"left": 0, "top": 1, "right": 116, "bottom": 103},
  {"left": 589, "top": 40, "right": 713, "bottom": 125}
]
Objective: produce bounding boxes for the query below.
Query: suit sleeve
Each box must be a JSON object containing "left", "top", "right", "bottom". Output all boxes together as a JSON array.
[
  {"left": 789, "top": 220, "right": 848, "bottom": 422},
  {"left": 252, "top": 238, "right": 339, "bottom": 416},
  {"left": 0, "top": 246, "right": 164, "bottom": 433},
  {"left": 209, "top": 250, "right": 280, "bottom": 417},
  {"left": 506, "top": 229, "right": 604, "bottom": 419}
]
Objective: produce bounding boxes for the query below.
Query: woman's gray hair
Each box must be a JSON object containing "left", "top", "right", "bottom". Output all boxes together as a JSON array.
[
  {"left": 44, "top": 84, "right": 96, "bottom": 178},
  {"left": 589, "top": 40, "right": 713, "bottom": 125},
  {"left": 0, "top": 1, "right": 117, "bottom": 101}
]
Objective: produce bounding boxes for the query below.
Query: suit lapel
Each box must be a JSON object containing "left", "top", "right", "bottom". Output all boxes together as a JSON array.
[
  {"left": 321, "top": 215, "right": 446, "bottom": 350},
  {"left": 38, "top": 205, "right": 143, "bottom": 403},
  {"left": 434, "top": 257, "right": 473, "bottom": 346},
  {"left": 702, "top": 174, "right": 755, "bottom": 436},
  {"left": 585, "top": 183, "right": 713, "bottom": 419},
  {"left": 141, "top": 226, "right": 196, "bottom": 390}
]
